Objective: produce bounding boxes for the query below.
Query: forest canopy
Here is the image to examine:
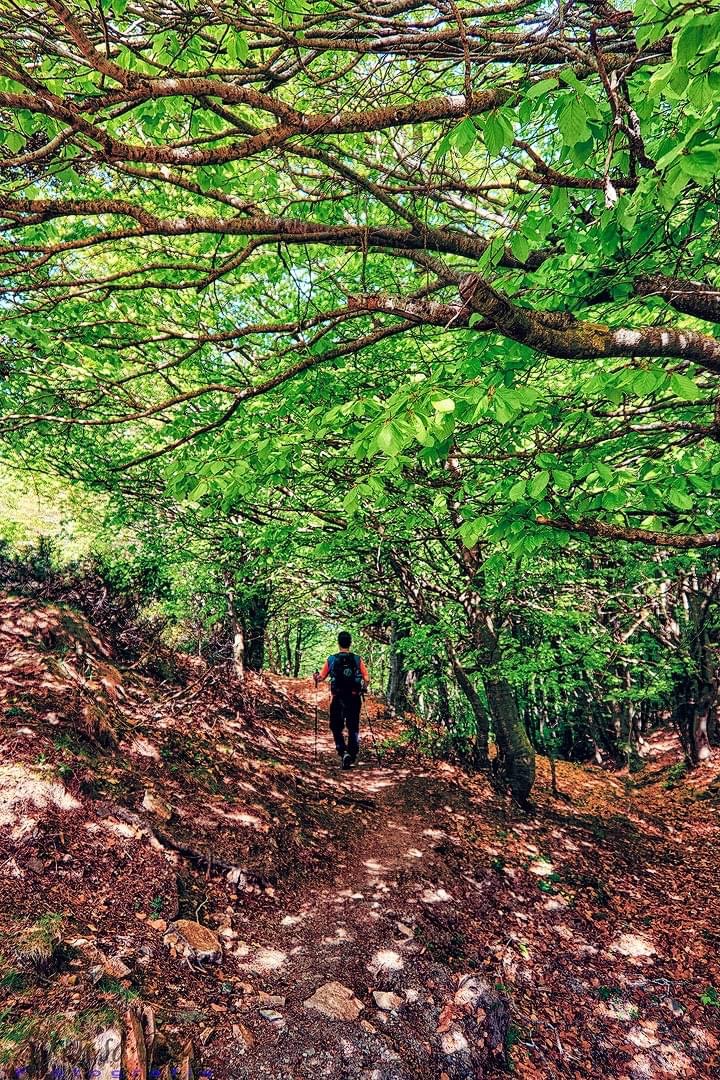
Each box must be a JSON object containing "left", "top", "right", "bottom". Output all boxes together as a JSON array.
[{"left": 1, "top": 0, "right": 720, "bottom": 803}]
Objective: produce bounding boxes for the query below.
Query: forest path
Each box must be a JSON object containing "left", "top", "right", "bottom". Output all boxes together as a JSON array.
[
  {"left": 2, "top": 599, "right": 719, "bottom": 1080},
  {"left": 203, "top": 679, "right": 720, "bottom": 1080},
  {"left": 216, "top": 678, "right": 505, "bottom": 1079}
]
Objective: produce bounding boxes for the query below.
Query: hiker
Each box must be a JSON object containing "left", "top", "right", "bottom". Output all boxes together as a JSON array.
[{"left": 314, "top": 631, "right": 369, "bottom": 768}]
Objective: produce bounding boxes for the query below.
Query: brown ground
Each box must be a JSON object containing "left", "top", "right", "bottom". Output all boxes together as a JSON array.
[{"left": 1, "top": 594, "right": 719, "bottom": 1079}]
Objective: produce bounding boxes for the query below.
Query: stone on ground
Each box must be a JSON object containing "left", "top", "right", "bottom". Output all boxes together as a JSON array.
[
  {"left": 164, "top": 920, "right": 222, "bottom": 963},
  {"left": 303, "top": 981, "right": 364, "bottom": 1021},
  {"left": 372, "top": 990, "right": 403, "bottom": 1011}
]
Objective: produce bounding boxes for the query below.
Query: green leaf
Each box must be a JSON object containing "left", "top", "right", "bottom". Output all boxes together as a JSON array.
[
  {"left": 515, "top": 385, "right": 540, "bottom": 406},
  {"left": 432, "top": 398, "right": 456, "bottom": 413},
  {"left": 558, "top": 68, "right": 584, "bottom": 92},
  {"left": 528, "top": 470, "right": 550, "bottom": 499},
  {"left": 670, "top": 373, "right": 702, "bottom": 401},
  {"left": 3, "top": 130, "right": 24, "bottom": 153},
  {"left": 557, "top": 95, "right": 590, "bottom": 146},
  {"left": 228, "top": 32, "right": 249, "bottom": 63},
  {"left": 483, "top": 111, "right": 514, "bottom": 155},
  {"left": 667, "top": 487, "right": 693, "bottom": 511},
  {"left": 478, "top": 233, "right": 506, "bottom": 271},
  {"left": 451, "top": 117, "right": 477, "bottom": 156},
  {"left": 510, "top": 233, "right": 530, "bottom": 263},
  {"left": 378, "top": 423, "right": 400, "bottom": 455},
  {"left": 676, "top": 19, "right": 709, "bottom": 66},
  {"left": 550, "top": 186, "right": 569, "bottom": 219},
  {"left": 273, "top": 0, "right": 308, "bottom": 28},
  {"left": 632, "top": 369, "right": 661, "bottom": 397},
  {"left": 552, "top": 470, "right": 573, "bottom": 490},
  {"left": 436, "top": 133, "right": 452, "bottom": 158},
  {"left": 459, "top": 518, "right": 486, "bottom": 548},
  {"left": 527, "top": 77, "right": 559, "bottom": 99},
  {"left": 682, "top": 144, "right": 720, "bottom": 181},
  {"left": 187, "top": 481, "right": 208, "bottom": 502},
  {"left": 494, "top": 398, "right": 514, "bottom": 424},
  {"left": 601, "top": 490, "right": 626, "bottom": 510},
  {"left": 412, "top": 414, "right": 428, "bottom": 444}
]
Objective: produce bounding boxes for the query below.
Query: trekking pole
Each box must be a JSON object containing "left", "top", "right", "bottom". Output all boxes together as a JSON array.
[
  {"left": 362, "top": 694, "right": 383, "bottom": 765},
  {"left": 313, "top": 672, "right": 319, "bottom": 761}
]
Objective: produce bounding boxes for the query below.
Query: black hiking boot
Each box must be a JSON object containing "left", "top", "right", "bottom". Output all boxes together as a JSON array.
[{"left": 342, "top": 752, "right": 352, "bottom": 769}]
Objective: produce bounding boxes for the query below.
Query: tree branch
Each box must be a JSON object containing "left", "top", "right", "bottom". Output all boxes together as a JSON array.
[{"left": 537, "top": 515, "right": 720, "bottom": 549}]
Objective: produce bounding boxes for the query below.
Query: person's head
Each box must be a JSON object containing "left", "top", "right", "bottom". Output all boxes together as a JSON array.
[{"left": 337, "top": 630, "right": 352, "bottom": 650}]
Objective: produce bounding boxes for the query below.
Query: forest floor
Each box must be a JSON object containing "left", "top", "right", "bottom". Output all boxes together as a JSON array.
[{"left": 1, "top": 593, "right": 719, "bottom": 1079}]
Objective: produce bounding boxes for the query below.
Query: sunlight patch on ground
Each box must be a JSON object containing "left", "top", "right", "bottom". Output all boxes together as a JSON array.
[
  {"left": 628, "top": 1025, "right": 694, "bottom": 1077},
  {"left": 234, "top": 779, "right": 260, "bottom": 795},
  {"left": 368, "top": 949, "right": 404, "bottom": 975},
  {"left": 611, "top": 933, "right": 657, "bottom": 959},
  {"left": 102, "top": 819, "right": 140, "bottom": 840},
  {"left": 528, "top": 858, "right": 555, "bottom": 876},
  {"left": 420, "top": 886, "right": 453, "bottom": 903},
  {"left": 239, "top": 946, "right": 287, "bottom": 972},
  {"left": 128, "top": 736, "right": 160, "bottom": 759},
  {"left": 209, "top": 807, "right": 267, "bottom": 830},
  {"left": 0, "top": 763, "right": 80, "bottom": 838},
  {"left": 543, "top": 897, "right": 568, "bottom": 911},
  {"left": 322, "top": 926, "right": 352, "bottom": 945},
  {"left": 349, "top": 775, "right": 402, "bottom": 794}
]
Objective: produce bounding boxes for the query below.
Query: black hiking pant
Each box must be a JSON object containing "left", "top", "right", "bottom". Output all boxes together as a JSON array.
[{"left": 329, "top": 692, "right": 361, "bottom": 759}]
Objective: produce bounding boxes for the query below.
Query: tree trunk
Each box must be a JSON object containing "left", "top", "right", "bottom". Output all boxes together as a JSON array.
[
  {"left": 243, "top": 591, "right": 269, "bottom": 672},
  {"left": 695, "top": 629, "right": 717, "bottom": 762},
  {"left": 283, "top": 620, "right": 292, "bottom": 675},
  {"left": 673, "top": 618, "right": 718, "bottom": 765},
  {"left": 232, "top": 618, "right": 245, "bottom": 682},
  {"left": 486, "top": 679, "right": 535, "bottom": 807},
  {"left": 675, "top": 676, "right": 716, "bottom": 765},
  {"left": 225, "top": 577, "right": 245, "bottom": 683},
  {"left": 435, "top": 671, "right": 453, "bottom": 730},
  {"left": 386, "top": 624, "right": 410, "bottom": 715},
  {"left": 266, "top": 635, "right": 276, "bottom": 673},
  {"left": 447, "top": 644, "right": 489, "bottom": 767},
  {"left": 473, "top": 618, "right": 535, "bottom": 803},
  {"left": 292, "top": 624, "right": 302, "bottom": 677}
]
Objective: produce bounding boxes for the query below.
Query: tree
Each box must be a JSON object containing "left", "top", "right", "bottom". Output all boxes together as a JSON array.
[{"left": 3, "top": 0, "right": 720, "bottom": 801}]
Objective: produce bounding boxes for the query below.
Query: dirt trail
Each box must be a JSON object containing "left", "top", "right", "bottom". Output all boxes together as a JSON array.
[
  {"left": 215, "top": 682, "right": 509, "bottom": 1079},
  {"left": 2, "top": 604, "right": 719, "bottom": 1080},
  {"left": 203, "top": 681, "right": 720, "bottom": 1080}
]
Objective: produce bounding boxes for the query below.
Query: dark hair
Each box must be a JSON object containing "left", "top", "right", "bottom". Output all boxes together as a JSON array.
[{"left": 337, "top": 630, "right": 352, "bottom": 648}]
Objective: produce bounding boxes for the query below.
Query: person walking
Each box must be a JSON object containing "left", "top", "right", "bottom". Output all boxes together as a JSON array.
[{"left": 314, "top": 631, "right": 369, "bottom": 769}]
